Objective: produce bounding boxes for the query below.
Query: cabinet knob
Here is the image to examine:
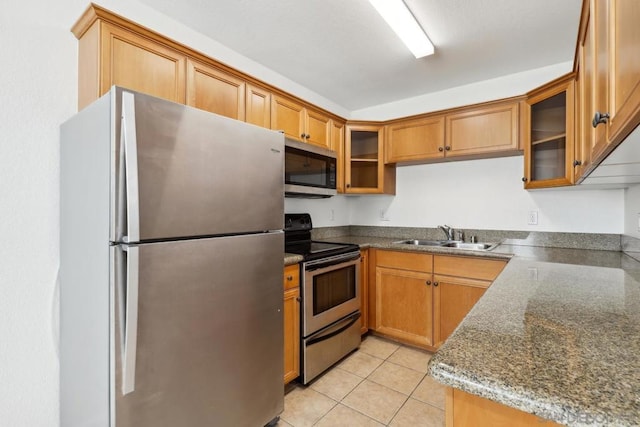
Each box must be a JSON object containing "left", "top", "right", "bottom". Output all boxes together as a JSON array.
[
  {"left": 522, "top": 177, "right": 528, "bottom": 182},
  {"left": 425, "top": 280, "right": 431, "bottom": 286},
  {"left": 445, "top": 146, "right": 451, "bottom": 151},
  {"left": 433, "top": 282, "right": 439, "bottom": 287},
  {"left": 306, "top": 134, "right": 311, "bottom": 139},
  {"left": 438, "top": 147, "right": 444, "bottom": 152},
  {"left": 296, "top": 296, "right": 301, "bottom": 302},
  {"left": 346, "top": 183, "right": 351, "bottom": 188},
  {"left": 286, "top": 275, "right": 293, "bottom": 281},
  {"left": 592, "top": 111, "right": 610, "bottom": 128},
  {"left": 573, "top": 160, "right": 582, "bottom": 167},
  {"left": 301, "top": 133, "right": 306, "bottom": 139}
]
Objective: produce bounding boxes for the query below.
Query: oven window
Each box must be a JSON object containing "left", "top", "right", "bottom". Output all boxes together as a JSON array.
[{"left": 313, "top": 265, "right": 356, "bottom": 315}]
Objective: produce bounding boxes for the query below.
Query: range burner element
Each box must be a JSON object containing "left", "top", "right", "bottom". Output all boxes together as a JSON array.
[{"left": 284, "top": 213, "right": 359, "bottom": 261}]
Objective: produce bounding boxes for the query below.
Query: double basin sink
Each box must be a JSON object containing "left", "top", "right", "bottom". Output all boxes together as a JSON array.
[{"left": 393, "top": 239, "right": 500, "bottom": 251}]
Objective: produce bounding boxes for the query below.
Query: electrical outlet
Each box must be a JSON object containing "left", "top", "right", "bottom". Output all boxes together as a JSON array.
[
  {"left": 528, "top": 210, "right": 538, "bottom": 225},
  {"left": 528, "top": 267, "right": 538, "bottom": 281},
  {"left": 379, "top": 209, "right": 390, "bottom": 221},
  {"left": 330, "top": 209, "right": 335, "bottom": 221},
  {"left": 637, "top": 213, "right": 640, "bottom": 231}
]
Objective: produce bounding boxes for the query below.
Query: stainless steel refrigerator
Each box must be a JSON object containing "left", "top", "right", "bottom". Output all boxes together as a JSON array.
[{"left": 60, "top": 87, "right": 284, "bottom": 426}]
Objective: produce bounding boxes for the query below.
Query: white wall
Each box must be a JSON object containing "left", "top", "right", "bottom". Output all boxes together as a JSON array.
[
  {"left": 285, "top": 197, "right": 351, "bottom": 227},
  {"left": 624, "top": 184, "right": 640, "bottom": 237},
  {"left": 349, "top": 156, "right": 625, "bottom": 233},
  {"left": 351, "top": 62, "right": 573, "bottom": 121}
]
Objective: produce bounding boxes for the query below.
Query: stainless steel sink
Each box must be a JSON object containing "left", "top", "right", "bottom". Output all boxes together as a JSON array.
[
  {"left": 393, "top": 239, "right": 448, "bottom": 246},
  {"left": 441, "top": 242, "right": 499, "bottom": 251},
  {"left": 393, "top": 239, "right": 499, "bottom": 251}
]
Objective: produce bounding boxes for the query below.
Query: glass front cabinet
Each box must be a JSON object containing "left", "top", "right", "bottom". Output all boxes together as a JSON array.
[
  {"left": 523, "top": 73, "right": 576, "bottom": 189},
  {"left": 345, "top": 123, "right": 395, "bottom": 194}
]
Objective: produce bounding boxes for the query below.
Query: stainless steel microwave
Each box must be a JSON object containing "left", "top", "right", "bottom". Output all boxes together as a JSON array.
[{"left": 284, "top": 138, "right": 337, "bottom": 198}]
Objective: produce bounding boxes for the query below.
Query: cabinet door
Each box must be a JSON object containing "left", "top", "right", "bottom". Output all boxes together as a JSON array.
[
  {"left": 524, "top": 76, "right": 576, "bottom": 188},
  {"left": 608, "top": 0, "right": 640, "bottom": 145},
  {"left": 306, "top": 109, "right": 332, "bottom": 149},
  {"left": 433, "top": 275, "right": 490, "bottom": 347},
  {"left": 385, "top": 116, "right": 445, "bottom": 163},
  {"left": 271, "top": 95, "right": 305, "bottom": 141},
  {"left": 581, "top": 11, "right": 596, "bottom": 176},
  {"left": 101, "top": 23, "right": 186, "bottom": 104},
  {"left": 360, "top": 250, "right": 369, "bottom": 334},
  {"left": 591, "top": 0, "right": 611, "bottom": 159},
  {"left": 246, "top": 84, "right": 271, "bottom": 128},
  {"left": 345, "top": 125, "right": 395, "bottom": 194},
  {"left": 283, "top": 287, "right": 300, "bottom": 384},
  {"left": 186, "top": 59, "right": 245, "bottom": 120},
  {"left": 445, "top": 102, "right": 519, "bottom": 157},
  {"left": 331, "top": 120, "right": 346, "bottom": 193},
  {"left": 375, "top": 267, "right": 433, "bottom": 348}
]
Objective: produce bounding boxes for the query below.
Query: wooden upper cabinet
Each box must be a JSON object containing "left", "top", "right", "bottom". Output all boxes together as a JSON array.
[
  {"left": 523, "top": 74, "right": 576, "bottom": 189},
  {"left": 445, "top": 101, "right": 520, "bottom": 157},
  {"left": 591, "top": 0, "right": 611, "bottom": 159},
  {"left": 76, "top": 20, "right": 186, "bottom": 109},
  {"left": 245, "top": 84, "right": 272, "bottom": 128},
  {"left": 271, "top": 94, "right": 306, "bottom": 141},
  {"left": 331, "top": 120, "right": 346, "bottom": 193},
  {"left": 271, "top": 94, "right": 332, "bottom": 149},
  {"left": 305, "top": 108, "right": 332, "bottom": 149},
  {"left": 385, "top": 116, "right": 445, "bottom": 163},
  {"left": 608, "top": 0, "right": 640, "bottom": 146},
  {"left": 186, "top": 59, "right": 245, "bottom": 120},
  {"left": 345, "top": 124, "right": 395, "bottom": 194}
]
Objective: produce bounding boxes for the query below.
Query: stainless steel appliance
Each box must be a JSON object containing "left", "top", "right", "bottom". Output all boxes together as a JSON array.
[
  {"left": 60, "top": 87, "right": 284, "bottom": 427},
  {"left": 284, "top": 138, "right": 337, "bottom": 198},
  {"left": 284, "top": 214, "right": 361, "bottom": 384}
]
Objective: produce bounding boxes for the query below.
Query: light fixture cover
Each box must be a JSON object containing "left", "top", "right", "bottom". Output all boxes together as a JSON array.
[{"left": 369, "top": 0, "right": 434, "bottom": 58}]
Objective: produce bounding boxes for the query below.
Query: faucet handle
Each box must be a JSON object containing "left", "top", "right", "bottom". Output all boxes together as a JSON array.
[{"left": 455, "top": 230, "right": 464, "bottom": 241}]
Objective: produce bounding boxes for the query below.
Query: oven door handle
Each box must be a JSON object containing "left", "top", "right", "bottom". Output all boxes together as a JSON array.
[
  {"left": 306, "top": 312, "right": 361, "bottom": 347},
  {"left": 305, "top": 253, "right": 360, "bottom": 272}
]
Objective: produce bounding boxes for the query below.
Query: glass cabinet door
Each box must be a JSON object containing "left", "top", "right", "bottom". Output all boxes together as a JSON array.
[
  {"left": 524, "top": 75, "right": 575, "bottom": 188},
  {"left": 345, "top": 124, "right": 395, "bottom": 194}
]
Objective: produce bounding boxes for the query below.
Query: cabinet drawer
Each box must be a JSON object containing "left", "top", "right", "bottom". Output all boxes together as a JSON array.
[
  {"left": 376, "top": 250, "right": 433, "bottom": 273},
  {"left": 434, "top": 256, "right": 506, "bottom": 281},
  {"left": 284, "top": 264, "right": 300, "bottom": 290}
]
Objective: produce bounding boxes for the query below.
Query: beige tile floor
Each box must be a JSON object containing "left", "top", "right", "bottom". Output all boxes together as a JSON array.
[{"left": 279, "top": 335, "right": 445, "bottom": 427}]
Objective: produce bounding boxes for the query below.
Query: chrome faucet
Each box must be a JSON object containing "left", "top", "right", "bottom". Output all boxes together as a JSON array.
[{"left": 438, "top": 225, "right": 455, "bottom": 241}]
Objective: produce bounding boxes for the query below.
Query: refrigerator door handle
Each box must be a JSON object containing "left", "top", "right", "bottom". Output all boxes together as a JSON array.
[
  {"left": 122, "top": 245, "right": 139, "bottom": 395},
  {"left": 121, "top": 91, "right": 140, "bottom": 243}
]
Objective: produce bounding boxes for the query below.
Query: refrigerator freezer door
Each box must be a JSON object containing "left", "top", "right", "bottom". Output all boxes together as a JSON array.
[
  {"left": 117, "top": 89, "right": 284, "bottom": 243},
  {"left": 113, "top": 232, "right": 284, "bottom": 426}
]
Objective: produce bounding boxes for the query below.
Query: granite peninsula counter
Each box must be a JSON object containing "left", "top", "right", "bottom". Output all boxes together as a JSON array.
[{"left": 309, "top": 234, "right": 640, "bottom": 426}]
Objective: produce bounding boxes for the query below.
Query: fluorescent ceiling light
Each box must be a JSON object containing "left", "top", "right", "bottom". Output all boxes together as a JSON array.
[{"left": 369, "top": 0, "right": 434, "bottom": 58}]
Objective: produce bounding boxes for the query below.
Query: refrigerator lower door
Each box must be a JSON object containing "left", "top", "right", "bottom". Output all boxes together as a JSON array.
[{"left": 113, "top": 232, "right": 283, "bottom": 427}]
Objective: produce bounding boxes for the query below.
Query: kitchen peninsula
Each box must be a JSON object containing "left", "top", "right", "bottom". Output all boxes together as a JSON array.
[{"left": 308, "top": 228, "right": 640, "bottom": 426}]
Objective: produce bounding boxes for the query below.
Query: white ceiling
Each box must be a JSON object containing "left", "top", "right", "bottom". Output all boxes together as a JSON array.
[{"left": 138, "top": 0, "right": 583, "bottom": 111}]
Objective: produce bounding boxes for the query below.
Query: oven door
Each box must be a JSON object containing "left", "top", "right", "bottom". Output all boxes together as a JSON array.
[{"left": 303, "top": 252, "right": 360, "bottom": 337}]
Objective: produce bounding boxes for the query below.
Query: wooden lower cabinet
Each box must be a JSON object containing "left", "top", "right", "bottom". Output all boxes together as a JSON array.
[
  {"left": 360, "top": 250, "right": 369, "bottom": 334},
  {"left": 446, "top": 388, "right": 561, "bottom": 427},
  {"left": 374, "top": 251, "right": 434, "bottom": 348},
  {"left": 433, "top": 275, "right": 490, "bottom": 348},
  {"left": 283, "top": 264, "right": 300, "bottom": 384},
  {"left": 371, "top": 250, "right": 506, "bottom": 351}
]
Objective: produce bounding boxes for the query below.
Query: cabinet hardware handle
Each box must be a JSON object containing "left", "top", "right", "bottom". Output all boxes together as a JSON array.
[
  {"left": 425, "top": 280, "right": 431, "bottom": 286},
  {"left": 433, "top": 282, "right": 439, "bottom": 287},
  {"left": 592, "top": 111, "right": 610, "bottom": 128},
  {"left": 573, "top": 160, "right": 582, "bottom": 167},
  {"left": 438, "top": 147, "right": 444, "bottom": 152},
  {"left": 346, "top": 183, "right": 351, "bottom": 188},
  {"left": 522, "top": 177, "right": 528, "bottom": 182},
  {"left": 445, "top": 146, "right": 451, "bottom": 151},
  {"left": 301, "top": 133, "right": 306, "bottom": 138},
  {"left": 287, "top": 275, "right": 293, "bottom": 281},
  {"left": 296, "top": 296, "right": 301, "bottom": 302},
  {"left": 306, "top": 134, "right": 311, "bottom": 139}
]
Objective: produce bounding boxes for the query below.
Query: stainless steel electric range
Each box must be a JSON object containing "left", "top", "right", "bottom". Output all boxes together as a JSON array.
[{"left": 284, "top": 213, "right": 361, "bottom": 384}]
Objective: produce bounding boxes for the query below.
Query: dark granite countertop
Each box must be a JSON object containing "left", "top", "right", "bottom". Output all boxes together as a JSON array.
[{"left": 310, "top": 234, "right": 640, "bottom": 426}]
